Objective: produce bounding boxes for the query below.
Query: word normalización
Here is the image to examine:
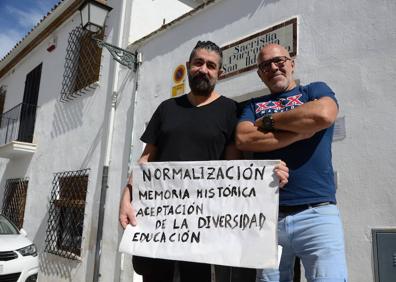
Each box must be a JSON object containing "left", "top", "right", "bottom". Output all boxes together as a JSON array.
[{"left": 142, "top": 164, "right": 266, "bottom": 182}]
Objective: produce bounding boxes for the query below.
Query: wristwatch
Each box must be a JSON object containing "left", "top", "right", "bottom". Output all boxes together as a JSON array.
[{"left": 259, "top": 115, "right": 274, "bottom": 132}]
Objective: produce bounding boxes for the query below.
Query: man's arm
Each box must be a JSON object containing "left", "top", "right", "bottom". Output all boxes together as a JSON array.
[
  {"left": 224, "top": 143, "right": 243, "bottom": 160},
  {"left": 119, "top": 144, "right": 157, "bottom": 229},
  {"left": 138, "top": 143, "right": 158, "bottom": 164},
  {"left": 237, "top": 96, "right": 337, "bottom": 152},
  {"left": 256, "top": 97, "right": 338, "bottom": 134},
  {"left": 236, "top": 121, "right": 311, "bottom": 152},
  {"left": 119, "top": 176, "right": 136, "bottom": 228}
]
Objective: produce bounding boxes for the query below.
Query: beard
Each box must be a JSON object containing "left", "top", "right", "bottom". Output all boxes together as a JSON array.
[{"left": 188, "top": 72, "right": 215, "bottom": 97}]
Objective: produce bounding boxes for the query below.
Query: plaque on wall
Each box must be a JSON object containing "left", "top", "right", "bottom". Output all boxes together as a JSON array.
[{"left": 220, "top": 18, "right": 297, "bottom": 80}]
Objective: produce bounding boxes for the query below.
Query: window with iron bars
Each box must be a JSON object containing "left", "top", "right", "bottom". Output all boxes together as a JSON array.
[
  {"left": 45, "top": 169, "right": 89, "bottom": 260},
  {"left": 60, "top": 26, "right": 103, "bottom": 102},
  {"left": 1, "top": 178, "right": 28, "bottom": 229}
]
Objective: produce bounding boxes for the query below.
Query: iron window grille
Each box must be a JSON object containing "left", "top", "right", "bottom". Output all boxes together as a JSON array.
[
  {"left": 45, "top": 169, "right": 89, "bottom": 260},
  {"left": 60, "top": 26, "right": 103, "bottom": 102},
  {"left": 1, "top": 178, "right": 29, "bottom": 229}
]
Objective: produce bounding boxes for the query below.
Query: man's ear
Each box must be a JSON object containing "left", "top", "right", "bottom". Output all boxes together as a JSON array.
[{"left": 218, "top": 68, "right": 223, "bottom": 77}]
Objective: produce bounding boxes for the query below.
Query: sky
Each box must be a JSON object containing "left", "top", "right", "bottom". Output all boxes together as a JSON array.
[{"left": 0, "top": 0, "right": 61, "bottom": 60}]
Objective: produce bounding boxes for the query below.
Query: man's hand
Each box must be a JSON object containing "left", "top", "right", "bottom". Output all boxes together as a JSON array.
[
  {"left": 254, "top": 116, "right": 265, "bottom": 129},
  {"left": 119, "top": 185, "right": 137, "bottom": 229},
  {"left": 119, "top": 144, "right": 157, "bottom": 229},
  {"left": 275, "top": 160, "right": 289, "bottom": 188}
]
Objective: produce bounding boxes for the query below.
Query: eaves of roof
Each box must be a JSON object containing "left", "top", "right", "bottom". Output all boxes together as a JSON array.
[{"left": 0, "top": 0, "right": 221, "bottom": 79}]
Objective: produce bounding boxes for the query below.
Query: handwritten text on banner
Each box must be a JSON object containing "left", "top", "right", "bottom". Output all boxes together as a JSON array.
[{"left": 119, "top": 160, "right": 280, "bottom": 268}]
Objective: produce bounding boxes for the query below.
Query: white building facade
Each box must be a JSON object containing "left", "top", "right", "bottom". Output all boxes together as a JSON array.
[
  {"left": 121, "top": 0, "right": 396, "bottom": 281},
  {"left": 0, "top": 0, "right": 395, "bottom": 281}
]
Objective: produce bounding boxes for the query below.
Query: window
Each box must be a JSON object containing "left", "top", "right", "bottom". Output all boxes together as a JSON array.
[
  {"left": 60, "top": 26, "right": 103, "bottom": 102},
  {"left": 0, "top": 85, "right": 6, "bottom": 117},
  {"left": 19, "top": 63, "right": 42, "bottom": 143},
  {"left": 1, "top": 178, "right": 28, "bottom": 229},
  {"left": 45, "top": 169, "right": 89, "bottom": 259},
  {"left": 0, "top": 86, "right": 6, "bottom": 138},
  {"left": 0, "top": 64, "right": 41, "bottom": 145}
]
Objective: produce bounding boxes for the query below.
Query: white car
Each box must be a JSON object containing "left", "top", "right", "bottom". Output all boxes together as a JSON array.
[{"left": 0, "top": 214, "right": 39, "bottom": 282}]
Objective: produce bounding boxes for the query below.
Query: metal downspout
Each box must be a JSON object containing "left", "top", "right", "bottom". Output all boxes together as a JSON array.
[{"left": 93, "top": 0, "right": 127, "bottom": 280}]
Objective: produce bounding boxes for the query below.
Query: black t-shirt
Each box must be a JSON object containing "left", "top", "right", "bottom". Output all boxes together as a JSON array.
[{"left": 141, "top": 94, "right": 238, "bottom": 162}]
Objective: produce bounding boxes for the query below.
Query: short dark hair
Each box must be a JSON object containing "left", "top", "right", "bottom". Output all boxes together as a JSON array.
[{"left": 189, "top": 40, "right": 223, "bottom": 69}]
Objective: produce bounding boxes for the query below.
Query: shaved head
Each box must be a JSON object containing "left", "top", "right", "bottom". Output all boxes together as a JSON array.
[
  {"left": 257, "top": 44, "right": 291, "bottom": 64},
  {"left": 256, "top": 44, "right": 296, "bottom": 94}
]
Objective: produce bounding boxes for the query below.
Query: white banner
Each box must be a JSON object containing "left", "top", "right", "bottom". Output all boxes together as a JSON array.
[{"left": 119, "top": 160, "right": 280, "bottom": 268}]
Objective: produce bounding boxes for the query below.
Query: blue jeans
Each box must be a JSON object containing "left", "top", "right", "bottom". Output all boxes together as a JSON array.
[{"left": 257, "top": 204, "right": 348, "bottom": 282}]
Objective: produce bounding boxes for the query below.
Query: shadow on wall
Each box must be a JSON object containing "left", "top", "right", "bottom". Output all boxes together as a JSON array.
[
  {"left": 32, "top": 208, "right": 48, "bottom": 252},
  {"left": 80, "top": 125, "right": 103, "bottom": 169},
  {"left": 39, "top": 252, "right": 81, "bottom": 281},
  {"left": 0, "top": 155, "right": 32, "bottom": 204},
  {"left": 50, "top": 98, "right": 84, "bottom": 138},
  {"left": 0, "top": 159, "right": 10, "bottom": 204},
  {"left": 32, "top": 189, "right": 81, "bottom": 280},
  {"left": 35, "top": 211, "right": 80, "bottom": 280}
]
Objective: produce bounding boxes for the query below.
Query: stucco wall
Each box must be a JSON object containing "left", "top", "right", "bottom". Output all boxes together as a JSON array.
[
  {"left": 125, "top": 0, "right": 396, "bottom": 281},
  {"left": 0, "top": 9, "right": 114, "bottom": 282},
  {"left": 0, "top": 0, "right": 209, "bottom": 280},
  {"left": 128, "top": 0, "right": 201, "bottom": 43}
]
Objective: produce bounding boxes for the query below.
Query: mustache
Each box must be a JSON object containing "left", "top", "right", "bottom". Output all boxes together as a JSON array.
[
  {"left": 188, "top": 71, "right": 214, "bottom": 97},
  {"left": 191, "top": 72, "right": 210, "bottom": 82}
]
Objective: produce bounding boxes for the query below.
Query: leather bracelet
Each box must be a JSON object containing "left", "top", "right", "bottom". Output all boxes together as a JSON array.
[{"left": 126, "top": 184, "right": 133, "bottom": 200}]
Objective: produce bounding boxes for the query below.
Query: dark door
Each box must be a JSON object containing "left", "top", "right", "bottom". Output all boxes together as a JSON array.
[{"left": 18, "top": 63, "right": 42, "bottom": 142}]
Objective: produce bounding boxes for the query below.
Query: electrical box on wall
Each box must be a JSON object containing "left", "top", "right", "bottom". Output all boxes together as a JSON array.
[
  {"left": 372, "top": 229, "right": 396, "bottom": 282},
  {"left": 333, "top": 116, "right": 346, "bottom": 141},
  {"left": 47, "top": 35, "right": 57, "bottom": 52}
]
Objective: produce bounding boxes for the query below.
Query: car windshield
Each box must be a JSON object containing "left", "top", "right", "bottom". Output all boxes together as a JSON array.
[{"left": 0, "top": 215, "right": 19, "bottom": 234}]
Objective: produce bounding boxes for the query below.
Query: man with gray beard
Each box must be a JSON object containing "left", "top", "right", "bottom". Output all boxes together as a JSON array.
[{"left": 236, "top": 44, "right": 347, "bottom": 282}]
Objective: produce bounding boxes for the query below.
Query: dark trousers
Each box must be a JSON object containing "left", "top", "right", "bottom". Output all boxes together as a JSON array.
[
  {"left": 133, "top": 256, "right": 210, "bottom": 282},
  {"left": 133, "top": 256, "right": 256, "bottom": 282},
  {"left": 215, "top": 265, "right": 256, "bottom": 282}
]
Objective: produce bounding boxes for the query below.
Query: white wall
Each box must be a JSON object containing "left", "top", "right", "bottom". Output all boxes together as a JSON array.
[
  {"left": 123, "top": 0, "right": 396, "bottom": 281},
  {"left": 128, "top": 0, "right": 202, "bottom": 43},
  {"left": 0, "top": 0, "right": 222, "bottom": 281},
  {"left": 0, "top": 8, "right": 115, "bottom": 282}
]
